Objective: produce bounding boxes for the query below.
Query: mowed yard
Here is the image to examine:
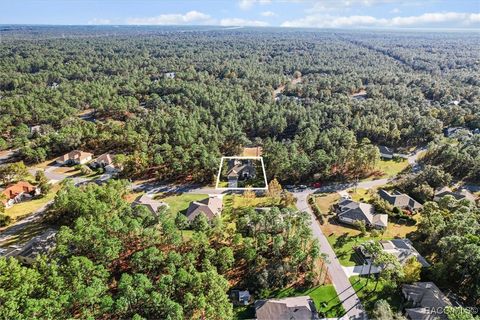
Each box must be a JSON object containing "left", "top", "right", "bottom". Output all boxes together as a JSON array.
[{"left": 362, "top": 158, "right": 409, "bottom": 181}]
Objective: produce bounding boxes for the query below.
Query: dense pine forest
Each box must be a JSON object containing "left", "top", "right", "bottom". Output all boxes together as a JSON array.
[
  {"left": 0, "top": 26, "right": 479, "bottom": 319},
  {"left": 1, "top": 26, "right": 478, "bottom": 183}
]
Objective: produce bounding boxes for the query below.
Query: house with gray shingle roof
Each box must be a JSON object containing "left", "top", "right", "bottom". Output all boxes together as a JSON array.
[
  {"left": 186, "top": 197, "right": 223, "bottom": 221},
  {"left": 378, "top": 145, "right": 394, "bottom": 159},
  {"left": 433, "top": 187, "right": 476, "bottom": 203},
  {"left": 378, "top": 189, "right": 422, "bottom": 211},
  {"left": 402, "top": 282, "right": 452, "bottom": 320},
  {"left": 336, "top": 199, "right": 388, "bottom": 229},
  {"left": 255, "top": 296, "right": 319, "bottom": 320},
  {"left": 359, "top": 239, "right": 430, "bottom": 270}
]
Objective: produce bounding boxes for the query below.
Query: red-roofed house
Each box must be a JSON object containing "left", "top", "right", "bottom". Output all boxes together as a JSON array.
[{"left": 1, "top": 181, "right": 39, "bottom": 208}]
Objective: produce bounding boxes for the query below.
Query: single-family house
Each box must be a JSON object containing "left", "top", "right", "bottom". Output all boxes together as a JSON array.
[
  {"left": 360, "top": 239, "right": 430, "bottom": 267},
  {"left": 378, "top": 146, "right": 394, "bottom": 159},
  {"left": 90, "top": 153, "right": 121, "bottom": 173},
  {"left": 378, "top": 189, "right": 422, "bottom": 211},
  {"left": 185, "top": 197, "right": 223, "bottom": 221},
  {"left": 433, "top": 187, "right": 476, "bottom": 203},
  {"left": 229, "top": 290, "right": 251, "bottom": 306},
  {"left": 29, "top": 125, "right": 42, "bottom": 136},
  {"left": 255, "top": 296, "right": 319, "bottom": 320},
  {"left": 336, "top": 199, "right": 388, "bottom": 228},
  {"left": 0, "top": 229, "right": 57, "bottom": 265},
  {"left": 228, "top": 159, "right": 256, "bottom": 180},
  {"left": 56, "top": 150, "right": 93, "bottom": 165},
  {"left": 1, "top": 181, "right": 39, "bottom": 208},
  {"left": 164, "top": 72, "right": 176, "bottom": 79},
  {"left": 133, "top": 194, "right": 168, "bottom": 215},
  {"left": 402, "top": 282, "right": 452, "bottom": 320},
  {"left": 443, "top": 127, "right": 472, "bottom": 138}
]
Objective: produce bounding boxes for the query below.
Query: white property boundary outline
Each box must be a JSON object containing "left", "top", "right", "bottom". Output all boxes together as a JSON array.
[{"left": 215, "top": 156, "right": 268, "bottom": 191}]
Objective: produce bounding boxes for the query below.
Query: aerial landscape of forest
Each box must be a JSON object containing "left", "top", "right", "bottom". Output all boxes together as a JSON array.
[{"left": 0, "top": 23, "right": 479, "bottom": 320}]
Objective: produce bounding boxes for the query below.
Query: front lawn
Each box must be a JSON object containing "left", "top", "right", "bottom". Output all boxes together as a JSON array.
[
  {"left": 224, "top": 194, "right": 282, "bottom": 209},
  {"left": 155, "top": 193, "right": 209, "bottom": 215},
  {"left": 4, "top": 184, "right": 61, "bottom": 221},
  {"left": 314, "top": 193, "right": 339, "bottom": 214},
  {"left": 327, "top": 233, "right": 381, "bottom": 266},
  {"left": 349, "top": 275, "right": 404, "bottom": 315},
  {"left": 349, "top": 188, "right": 373, "bottom": 202},
  {"left": 274, "top": 285, "right": 345, "bottom": 318}
]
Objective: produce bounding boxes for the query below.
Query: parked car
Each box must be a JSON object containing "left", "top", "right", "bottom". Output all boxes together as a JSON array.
[
  {"left": 311, "top": 182, "right": 321, "bottom": 188},
  {"left": 285, "top": 185, "right": 295, "bottom": 190},
  {"left": 297, "top": 185, "right": 308, "bottom": 190}
]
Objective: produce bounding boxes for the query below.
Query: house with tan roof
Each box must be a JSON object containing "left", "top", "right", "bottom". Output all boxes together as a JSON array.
[
  {"left": 90, "top": 153, "right": 121, "bottom": 173},
  {"left": 133, "top": 194, "right": 168, "bottom": 215},
  {"left": 254, "top": 296, "right": 319, "bottom": 320},
  {"left": 185, "top": 197, "right": 223, "bottom": 221},
  {"left": 56, "top": 150, "right": 93, "bottom": 165},
  {"left": 1, "top": 181, "right": 39, "bottom": 208}
]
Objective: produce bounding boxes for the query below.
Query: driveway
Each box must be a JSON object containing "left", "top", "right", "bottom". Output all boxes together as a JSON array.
[{"left": 343, "top": 264, "right": 381, "bottom": 278}]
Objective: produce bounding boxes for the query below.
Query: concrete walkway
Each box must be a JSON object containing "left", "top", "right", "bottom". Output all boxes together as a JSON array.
[{"left": 295, "top": 191, "right": 368, "bottom": 320}]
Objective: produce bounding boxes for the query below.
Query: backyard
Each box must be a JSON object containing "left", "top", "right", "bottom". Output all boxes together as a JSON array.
[{"left": 350, "top": 275, "right": 404, "bottom": 315}]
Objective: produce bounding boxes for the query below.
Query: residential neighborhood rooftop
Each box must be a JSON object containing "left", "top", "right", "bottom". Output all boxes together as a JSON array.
[
  {"left": 254, "top": 296, "right": 318, "bottom": 320},
  {"left": 337, "top": 198, "right": 388, "bottom": 228},
  {"left": 378, "top": 189, "right": 422, "bottom": 211},
  {"left": 186, "top": 197, "right": 223, "bottom": 221},
  {"left": 402, "top": 282, "right": 452, "bottom": 320}
]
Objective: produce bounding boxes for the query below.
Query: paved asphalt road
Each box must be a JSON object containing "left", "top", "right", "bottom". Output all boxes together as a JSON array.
[{"left": 295, "top": 191, "right": 367, "bottom": 320}]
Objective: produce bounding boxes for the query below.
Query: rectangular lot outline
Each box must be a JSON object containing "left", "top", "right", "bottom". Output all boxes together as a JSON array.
[{"left": 215, "top": 156, "right": 268, "bottom": 191}]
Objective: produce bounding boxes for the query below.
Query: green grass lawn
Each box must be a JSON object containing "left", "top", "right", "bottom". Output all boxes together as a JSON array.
[
  {"left": 350, "top": 275, "right": 404, "bottom": 315},
  {"left": 273, "top": 285, "right": 345, "bottom": 318},
  {"left": 327, "top": 233, "right": 378, "bottom": 266},
  {"left": 349, "top": 188, "right": 373, "bottom": 202},
  {"left": 233, "top": 305, "right": 255, "bottom": 320},
  {"left": 155, "top": 193, "right": 209, "bottom": 215},
  {"left": 376, "top": 158, "right": 409, "bottom": 178}
]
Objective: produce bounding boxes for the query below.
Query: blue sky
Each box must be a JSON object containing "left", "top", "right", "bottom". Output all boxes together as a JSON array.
[{"left": 1, "top": 0, "right": 479, "bottom": 29}]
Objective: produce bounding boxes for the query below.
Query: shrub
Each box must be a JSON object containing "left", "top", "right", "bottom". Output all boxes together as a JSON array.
[{"left": 0, "top": 214, "right": 12, "bottom": 227}]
